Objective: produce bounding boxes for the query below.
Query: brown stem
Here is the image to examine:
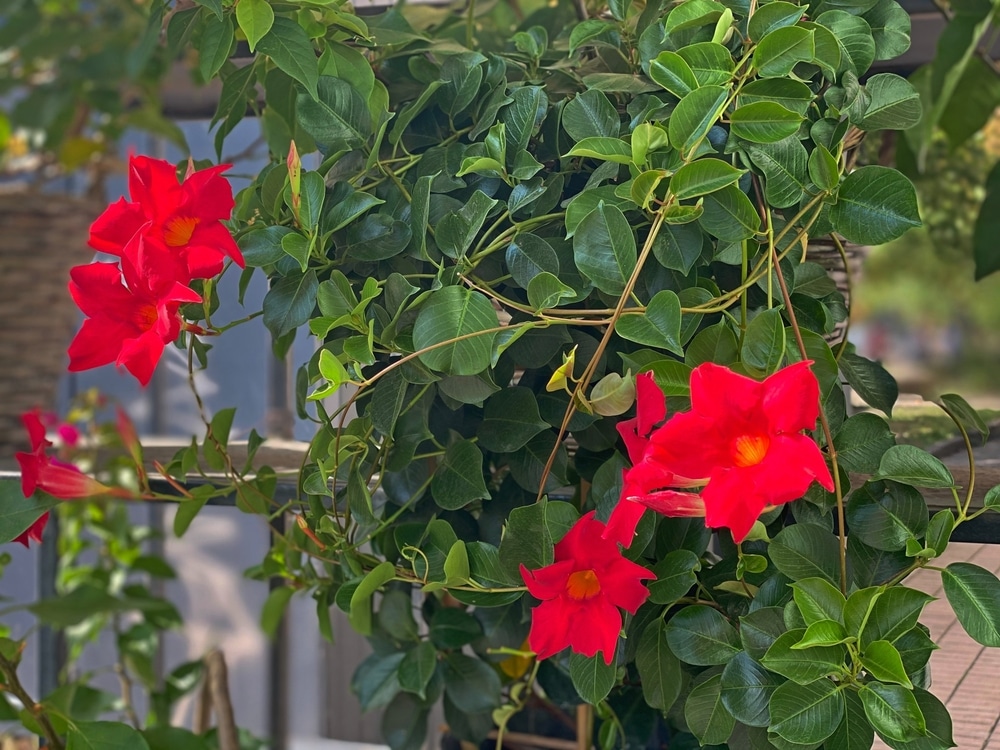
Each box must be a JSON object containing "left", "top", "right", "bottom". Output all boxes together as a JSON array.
[
  {"left": 205, "top": 650, "right": 240, "bottom": 750},
  {"left": 113, "top": 615, "right": 141, "bottom": 728},
  {"left": 0, "top": 650, "right": 65, "bottom": 750}
]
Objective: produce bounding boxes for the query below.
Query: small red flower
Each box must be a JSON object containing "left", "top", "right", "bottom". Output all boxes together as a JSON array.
[
  {"left": 520, "top": 512, "right": 654, "bottom": 665},
  {"left": 15, "top": 412, "right": 115, "bottom": 500},
  {"left": 89, "top": 155, "right": 244, "bottom": 290},
  {"left": 604, "top": 373, "right": 705, "bottom": 548},
  {"left": 648, "top": 361, "right": 834, "bottom": 543},
  {"left": 67, "top": 258, "right": 202, "bottom": 386},
  {"left": 13, "top": 512, "right": 48, "bottom": 548}
]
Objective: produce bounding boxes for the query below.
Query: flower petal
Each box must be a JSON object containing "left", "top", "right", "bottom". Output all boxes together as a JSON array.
[
  {"left": 88, "top": 199, "right": 147, "bottom": 255},
  {"left": 599, "top": 557, "right": 654, "bottom": 614},
  {"left": 20, "top": 411, "right": 48, "bottom": 452},
  {"left": 761, "top": 360, "right": 821, "bottom": 434},
  {"left": 648, "top": 411, "right": 730, "bottom": 479},
  {"left": 633, "top": 489, "right": 706, "bottom": 519},
  {"left": 689, "top": 362, "right": 763, "bottom": 421},
  {"left": 566, "top": 596, "right": 622, "bottom": 664},
  {"left": 521, "top": 559, "right": 575, "bottom": 600},
  {"left": 701, "top": 468, "right": 768, "bottom": 543},
  {"left": 526, "top": 598, "right": 574, "bottom": 660},
  {"left": 635, "top": 372, "right": 666, "bottom": 435},
  {"left": 603, "top": 498, "right": 646, "bottom": 548}
]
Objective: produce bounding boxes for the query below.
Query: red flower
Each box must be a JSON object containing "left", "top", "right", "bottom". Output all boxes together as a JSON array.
[
  {"left": 520, "top": 512, "right": 654, "bottom": 665},
  {"left": 89, "top": 155, "right": 244, "bottom": 290},
  {"left": 648, "top": 361, "right": 834, "bottom": 543},
  {"left": 13, "top": 513, "right": 48, "bottom": 548},
  {"left": 67, "top": 259, "right": 202, "bottom": 386},
  {"left": 604, "top": 373, "right": 705, "bottom": 548},
  {"left": 15, "top": 412, "right": 115, "bottom": 500}
]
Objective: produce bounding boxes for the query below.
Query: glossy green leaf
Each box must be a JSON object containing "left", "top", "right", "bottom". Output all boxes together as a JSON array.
[
  {"left": 262, "top": 270, "right": 318, "bottom": 338},
  {"left": 770, "top": 524, "right": 841, "bottom": 585},
  {"left": 665, "top": 604, "right": 741, "bottom": 665},
  {"left": 748, "top": 1, "right": 805, "bottom": 40},
  {"left": 650, "top": 51, "right": 699, "bottom": 97},
  {"left": 938, "top": 392, "right": 989, "bottom": 444},
  {"left": 431, "top": 440, "right": 489, "bottom": 510},
  {"left": 753, "top": 26, "right": 815, "bottom": 77},
  {"left": 616, "top": 290, "right": 684, "bottom": 354},
  {"left": 563, "top": 89, "right": 620, "bottom": 141},
  {"left": 565, "top": 136, "right": 633, "bottom": 164},
  {"left": 860, "top": 586, "right": 933, "bottom": 647},
  {"left": 198, "top": 14, "right": 235, "bottom": 82},
  {"left": 846, "top": 481, "right": 928, "bottom": 552},
  {"left": 506, "top": 233, "right": 559, "bottom": 289},
  {"left": 768, "top": 679, "right": 845, "bottom": 745},
  {"left": 808, "top": 145, "right": 840, "bottom": 191},
  {"left": 437, "top": 190, "right": 499, "bottom": 258},
  {"left": 739, "top": 79, "right": 815, "bottom": 115},
  {"left": 731, "top": 102, "right": 803, "bottom": 143},
  {"left": 864, "top": 0, "right": 910, "bottom": 60},
  {"left": 826, "top": 689, "right": 875, "bottom": 750},
  {"left": 698, "top": 184, "right": 761, "bottom": 241},
  {"left": 636, "top": 619, "right": 683, "bottom": 712},
  {"left": 942, "top": 562, "right": 1000, "bottom": 646},
  {"left": 527, "top": 272, "right": 576, "bottom": 311},
  {"left": 792, "top": 578, "right": 847, "bottom": 626},
  {"left": 297, "top": 76, "right": 372, "bottom": 150},
  {"left": 570, "top": 652, "right": 617, "bottom": 704},
  {"left": 793, "top": 619, "right": 850, "bottom": 648},
  {"left": 649, "top": 549, "right": 701, "bottom": 604},
  {"left": 677, "top": 42, "right": 735, "bottom": 86},
  {"left": 861, "top": 640, "right": 912, "bottom": 687},
  {"left": 747, "top": 137, "right": 810, "bottom": 208},
  {"left": 762, "top": 630, "right": 846, "bottom": 683},
  {"left": 686, "top": 672, "right": 736, "bottom": 745},
  {"left": 742, "top": 309, "right": 786, "bottom": 374},
  {"left": 670, "top": 158, "right": 745, "bottom": 199},
  {"left": 0, "top": 478, "right": 59, "bottom": 544},
  {"left": 412, "top": 286, "right": 499, "bottom": 376},
  {"left": 573, "top": 202, "right": 637, "bottom": 295},
  {"left": 349, "top": 561, "right": 396, "bottom": 636},
  {"left": 859, "top": 74, "right": 921, "bottom": 131},
  {"left": 669, "top": 85, "right": 730, "bottom": 156},
  {"left": 257, "top": 17, "right": 319, "bottom": 100},
  {"left": 874, "top": 445, "right": 955, "bottom": 488},
  {"left": 398, "top": 641, "right": 437, "bottom": 699},
  {"left": 816, "top": 11, "right": 875, "bottom": 75},
  {"left": 235, "top": 0, "right": 273, "bottom": 51},
  {"left": 67, "top": 722, "right": 151, "bottom": 750},
  {"left": 859, "top": 682, "right": 925, "bottom": 743},
  {"left": 721, "top": 652, "right": 783, "bottom": 726}
]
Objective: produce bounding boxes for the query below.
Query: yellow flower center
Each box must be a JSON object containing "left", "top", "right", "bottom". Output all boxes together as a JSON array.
[
  {"left": 732, "top": 434, "right": 770, "bottom": 468},
  {"left": 164, "top": 216, "right": 199, "bottom": 247},
  {"left": 565, "top": 569, "right": 601, "bottom": 600}
]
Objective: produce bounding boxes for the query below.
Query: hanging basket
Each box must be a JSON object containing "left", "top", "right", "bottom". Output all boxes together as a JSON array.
[{"left": 0, "top": 187, "right": 99, "bottom": 450}]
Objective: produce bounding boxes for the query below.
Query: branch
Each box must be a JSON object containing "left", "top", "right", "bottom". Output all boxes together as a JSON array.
[{"left": 0, "top": 649, "right": 65, "bottom": 750}]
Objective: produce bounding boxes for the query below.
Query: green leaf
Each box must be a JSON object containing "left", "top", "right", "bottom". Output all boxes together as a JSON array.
[
  {"left": 636, "top": 619, "right": 683, "bottom": 712},
  {"left": 669, "top": 85, "right": 730, "bottom": 156},
  {"left": 349, "top": 561, "right": 396, "bottom": 636},
  {"left": 769, "top": 680, "right": 845, "bottom": 745},
  {"left": 793, "top": 619, "right": 850, "bottom": 648},
  {"left": 762, "top": 630, "right": 846, "bottom": 683},
  {"left": 731, "top": 102, "right": 804, "bottom": 143},
  {"left": 816, "top": 10, "right": 875, "bottom": 75},
  {"left": 833, "top": 413, "right": 896, "bottom": 474},
  {"left": 352, "top": 651, "right": 404, "bottom": 711},
  {"left": 412, "top": 286, "right": 499, "bottom": 376},
  {"left": 746, "top": 137, "right": 810, "bottom": 208},
  {"left": 740, "top": 607, "right": 788, "bottom": 660},
  {"left": 665, "top": 604, "right": 741, "bottom": 665},
  {"left": 198, "top": 14, "right": 235, "bottom": 82},
  {"left": 527, "top": 272, "right": 576, "bottom": 311},
  {"left": 874, "top": 445, "right": 955, "bottom": 488},
  {"left": 860, "top": 586, "right": 933, "bottom": 647},
  {"left": 565, "top": 136, "right": 634, "bottom": 164},
  {"left": 649, "top": 549, "right": 701, "bottom": 604},
  {"left": 649, "top": 51, "right": 699, "bottom": 97},
  {"left": 769, "top": 524, "right": 841, "bottom": 585},
  {"left": 378, "top": 589, "right": 419, "bottom": 643},
  {"left": 827, "top": 689, "right": 875, "bottom": 750},
  {"left": 859, "top": 682, "right": 925, "bottom": 742},
  {"left": 938, "top": 393, "right": 989, "bottom": 444},
  {"left": 847, "top": 481, "right": 928, "bottom": 552},
  {"left": 142, "top": 727, "right": 210, "bottom": 750},
  {"left": 839, "top": 351, "right": 898, "bottom": 417},
  {"left": 499, "top": 501, "right": 554, "bottom": 579},
  {"left": 436, "top": 191, "right": 499, "bottom": 259},
  {"left": 431, "top": 440, "right": 489, "bottom": 510},
  {"left": 721, "top": 652, "right": 783, "bottom": 727},
  {"left": 942, "top": 562, "right": 1000, "bottom": 646},
  {"left": 925, "top": 509, "right": 954, "bottom": 558},
  {"left": 262, "top": 270, "right": 318, "bottom": 338},
  {"left": 235, "top": 0, "right": 273, "bottom": 52},
  {"left": 686, "top": 673, "right": 736, "bottom": 745},
  {"left": 670, "top": 158, "right": 745, "bottom": 199},
  {"left": 742, "top": 308, "right": 786, "bottom": 374},
  {"left": 67, "top": 721, "right": 151, "bottom": 750},
  {"left": 398, "top": 641, "right": 437, "bottom": 699},
  {"left": 260, "top": 586, "right": 294, "bottom": 639},
  {"left": 830, "top": 167, "right": 919, "bottom": 245},
  {"left": 506, "top": 233, "right": 559, "bottom": 289},
  {"left": 257, "top": 17, "right": 319, "bottom": 100},
  {"left": 859, "top": 73, "right": 921, "bottom": 131},
  {"left": 808, "top": 145, "right": 840, "bottom": 192},
  {"left": 698, "top": 184, "right": 761, "bottom": 241},
  {"left": 864, "top": 0, "right": 910, "bottom": 60},
  {"left": 478, "top": 388, "right": 549, "bottom": 453},
  {"left": 905, "top": 688, "right": 955, "bottom": 749},
  {"left": 296, "top": 76, "right": 372, "bottom": 151},
  {"left": 748, "top": 1, "right": 806, "bottom": 40},
  {"left": 861, "top": 640, "right": 912, "bottom": 687},
  {"left": 792, "top": 578, "right": 847, "bottom": 626},
  {"left": 563, "top": 89, "right": 620, "bottom": 141},
  {"left": 570, "top": 652, "right": 617, "bottom": 704},
  {"left": 430, "top": 608, "right": 482, "bottom": 648},
  {"left": 573, "top": 202, "right": 637, "bottom": 295},
  {"left": 753, "top": 26, "right": 815, "bottom": 77},
  {"left": 616, "top": 290, "right": 684, "bottom": 354},
  {"left": 678, "top": 42, "right": 735, "bottom": 86},
  {"left": 739, "top": 79, "right": 816, "bottom": 115},
  {"left": 0, "top": 478, "right": 59, "bottom": 544}
]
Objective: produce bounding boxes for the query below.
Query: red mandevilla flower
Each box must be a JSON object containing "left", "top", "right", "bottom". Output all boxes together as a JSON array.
[
  {"left": 13, "top": 512, "right": 48, "bottom": 548},
  {"left": 88, "top": 155, "right": 244, "bottom": 291},
  {"left": 67, "top": 258, "right": 202, "bottom": 386},
  {"left": 604, "top": 372, "right": 705, "bottom": 548},
  {"left": 647, "top": 361, "right": 835, "bottom": 543},
  {"left": 15, "top": 411, "right": 115, "bottom": 501},
  {"left": 520, "top": 512, "right": 654, "bottom": 664}
]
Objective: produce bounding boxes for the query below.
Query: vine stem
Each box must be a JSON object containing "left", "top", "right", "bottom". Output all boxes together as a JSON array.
[
  {"left": 535, "top": 210, "right": 668, "bottom": 500},
  {"left": 769, "top": 241, "right": 849, "bottom": 595},
  {"left": 0, "top": 649, "right": 65, "bottom": 750}
]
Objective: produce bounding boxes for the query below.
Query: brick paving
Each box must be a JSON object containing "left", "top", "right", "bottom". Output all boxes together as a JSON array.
[{"left": 872, "top": 543, "right": 1000, "bottom": 749}]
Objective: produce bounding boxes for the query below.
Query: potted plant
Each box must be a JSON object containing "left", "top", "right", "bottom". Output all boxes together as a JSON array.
[{"left": 3, "top": 0, "right": 999, "bottom": 748}]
